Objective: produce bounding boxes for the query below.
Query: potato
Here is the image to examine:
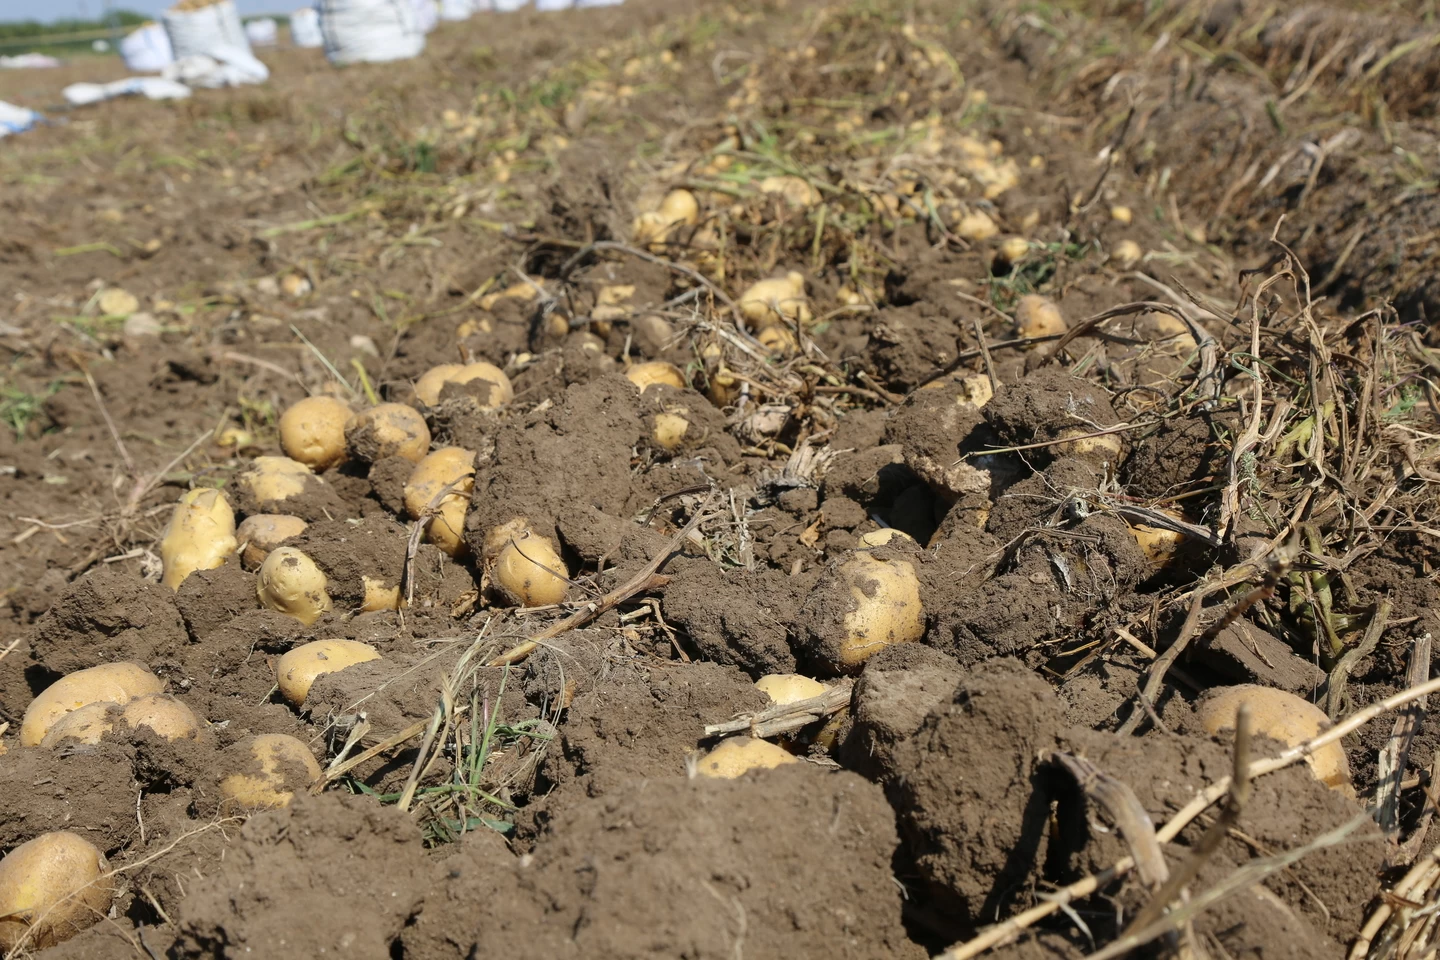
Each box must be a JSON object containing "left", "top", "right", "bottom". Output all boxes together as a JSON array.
[
  {"left": 1014, "top": 295, "right": 1066, "bottom": 340},
  {"left": 492, "top": 528, "right": 569, "bottom": 607},
  {"left": 478, "top": 280, "right": 543, "bottom": 312},
  {"left": 738, "top": 272, "right": 811, "bottom": 330},
  {"left": 995, "top": 236, "right": 1030, "bottom": 266},
  {"left": 1056, "top": 426, "right": 1123, "bottom": 464},
  {"left": 756, "top": 325, "right": 798, "bottom": 355},
  {"left": 759, "top": 175, "right": 821, "bottom": 209},
  {"left": 38, "top": 701, "right": 116, "bottom": 749},
  {"left": 98, "top": 287, "right": 139, "bottom": 317},
  {"left": 427, "top": 497, "right": 468, "bottom": 557},
  {"left": 414, "top": 362, "right": 514, "bottom": 409},
  {"left": 0, "top": 831, "right": 113, "bottom": 951},
  {"left": 219, "top": 734, "right": 323, "bottom": 810},
  {"left": 121, "top": 693, "right": 201, "bottom": 741},
  {"left": 955, "top": 209, "right": 999, "bottom": 241},
  {"left": 345, "top": 403, "right": 431, "bottom": 464},
  {"left": 20, "top": 662, "right": 163, "bottom": 747},
  {"left": 160, "top": 488, "right": 237, "bottom": 590},
  {"left": 278, "top": 396, "right": 352, "bottom": 471},
  {"left": 413, "top": 363, "right": 463, "bottom": 406},
  {"left": 695, "top": 737, "right": 799, "bottom": 778},
  {"left": 755, "top": 674, "right": 827, "bottom": 704},
  {"left": 652, "top": 412, "right": 691, "bottom": 451},
  {"left": 856, "top": 528, "right": 914, "bottom": 549},
  {"left": 361, "top": 575, "right": 402, "bottom": 612},
  {"left": 632, "top": 189, "right": 700, "bottom": 247},
  {"left": 804, "top": 552, "right": 924, "bottom": 673},
  {"left": 236, "top": 514, "right": 308, "bottom": 570},
  {"left": 1112, "top": 238, "right": 1143, "bottom": 270},
  {"left": 275, "top": 639, "right": 381, "bottom": 707},
  {"left": 625, "top": 361, "right": 686, "bottom": 392},
  {"left": 403, "top": 447, "right": 476, "bottom": 519},
  {"left": 238, "top": 455, "right": 313, "bottom": 504},
  {"left": 706, "top": 368, "right": 742, "bottom": 408},
  {"left": 1110, "top": 204, "right": 1133, "bottom": 225},
  {"left": 256, "top": 546, "right": 332, "bottom": 626},
  {"left": 1197, "top": 685, "right": 1353, "bottom": 796}
]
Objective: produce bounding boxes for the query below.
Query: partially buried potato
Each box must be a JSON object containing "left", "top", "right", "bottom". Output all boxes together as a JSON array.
[
  {"left": 219, "top": 734, "right": 323, "bottom": 810},
  {"left": 236, "top": 514, "right": 308, "bottom": 570},
  {"left": 694, "top": 737, "right": 799, "bottom": 778},
  {"left": 1197, "top": 685, "right": 1354, "bottom": 797},
  {"left": 625, "top": 361, "right": 686, "bottom": 392},
  {"left": 413, "top": 362, "right": 513, "bottom": 409},
  {"left": 20, "top": 662, "right": 164, "bottom": 747},
  {"left": 279, "top": 395, "right": 353, "bottom": 471},
  {"left": 160, "top": 487, "right": 237, "bottom": 590},
  {"left": 256, "top": 546, "right": 332, "bottom": 625},
  {"left": 403, "top": 447, "right": 476, "bottom": 518},
  {"left": 0, "top": 831, "right": 114, "bottom": 952},
  {"left": 274, "top": 639, "right": 381, "bottom": 707},
  {"left": 491, "top": 526, "right": 569, "bottom": 607},
  {"left": 237, "top": 455, "right": 313, "bottom": 505},
  {"left": 39, "top": 693, "right": 200, "bottom": 748},
  {"left": 796, "top": 546, "right": 924, "bottom": 675},
  {"left": 345, "top": 402, "right": 431, "bottom": 464}
]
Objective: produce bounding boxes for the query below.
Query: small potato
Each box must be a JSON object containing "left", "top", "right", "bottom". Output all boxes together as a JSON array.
[
  {"left": 238, "top": 455, "right": 313, "bottom": 504},
  {"left": 1112, "top": 238, "right": 1143, "bottom": 270},
  {"left": 1197, "top": 685, "right": 1353, "bottom": 796},
  {"left": 160, "top": 488, "right": 237, "bottom": 590},
  {"left": 256, "top": 546, "right": 332, "bottom": 626},
  {"left": 738, "top": 272, "right": 811, "bottom": 330},
  {"left": 20, "top": 662, "right": 164, "bottom": 747},
  {"left": 403, "top": 447, "right": 476, "bottom": 519},
  {"left": 1014, "top": 295, "right": 1066, "bottom": 341},
  {"left": 219, "top": 734, "right": 323, "bottom": 810},
  {"left": 755, "top": 674, "right": 827, "bottom": 704},
  {"left": 1110, "top": 204, "right": 1133, "bottom": 225},
  {"left": 274, "top": 639, "right": 381, "bottom": 707},
  {"left": 427, "top": 497, "right": 468, "bottom": 557},
  {"left": 695, "top": 737, "right": 799, "bottom": 778},
  {"left": 955, "top": 209, "right": 998, "bottom": 241},
  {"left": 413, "top": 362, "right": 513, "bottom": 409},
  {"left": 361, "top": 575, "right": 402, "bottom": 612},
  {"left": 493, "top": 528, "right": 569, "bottom": 607},
  {"left": 477, "top": 280, "right": 544, "bottom": 312},
  {"left": 995, "top": 236, "right": 1030, "bottom": 266},
  {"left": 632, "top": 189, "right": 700, "bottom": 247},
  {"left": 279, "top": 395, "right": 353, "bottom": 471},
  {"left": 236, "top": 514, "right": 308, "bottom": 570},
  {"left": 652, "top": 412, "right": 691, "bottom": 451},
  {"left": 625, "top": 361, "right": 686, "bottom": 392},
  {"left": 120, "top": 693, "right": 200, "bottom": 741},
  {"left": 0, "top": 831, "right": 113, "bottom": 952},
  {"left": 1056, "top": 426, "right": 1124, "bottom": 464},
  {"left": 800, "top": 552, "right": 924, "bottom": 674},
  {"left": 758, "top": 175, "right": 821, "bottom": 209},
  {"left": 345, "top": 403, "right": 431, "bottom": 464}
]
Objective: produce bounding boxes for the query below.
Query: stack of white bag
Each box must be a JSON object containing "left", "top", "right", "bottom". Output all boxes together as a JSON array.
[
  {"left": 318, "top": 0, "right": 425, "bottom": 64},
  {"left": 413, "top": 0, "right": 439, "bottom": 33},
  {"left": 244, "top": 17, "right": 279, "bottom": 47},
  {"left": 120, "top": 23, "right": 174, "bottom": 71},
  {"left": 439, "top": 0, "right": 474, "bottom": 21},
  {"left": 162, "top": 0, "right": 268, "bottom": 84},
  {"left": 290, "top": 8, "right": 324, "bottom": 48}
]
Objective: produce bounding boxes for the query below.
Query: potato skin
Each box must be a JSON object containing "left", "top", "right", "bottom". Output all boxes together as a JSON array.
[
  {"left": 413, "top": 362, "right": 513, "bottom": 409},
  {"left": 492, "top": 529, "right": 569, "bottom": 607},
  {"left": 1197, "top": 685, "right": 1354, "bottom": 796},
  {"left": 238, "top": 455, "right": 312, "bottom": 504},
  {"left": 218, "top": 734, "right": 323, "bottom": 810},
  {"left": 695, "top": 737, "right": 798, "bottom": 778},
  {"left": 0, "top": 831, "right": 114, "bottom": 951},
  {"left": 345, "top": 403, "right": 431, "bottom": 464},
  {"left": 274, "top": 639, "right": 381, "bottom": 707},
  {"left": 160, "top": 488, "right": 237, "bottom": 590},
  {"left": 256, "top": 546, "right": 332, "bottom": 625},
  {"left": 236, "top": 514, "right": 308, "bottom": 570},
  {"left": 625, "top": 361, "right": 686, "bottom": 392},
  {"left": 403, "top": 447, "right": 476, "bottom": 519},
  {"left": 279, "top": 395, "right": 353, "bottom": 471},
  {"left": 20, "top": 662, "right": 163, "bottom": 747}
]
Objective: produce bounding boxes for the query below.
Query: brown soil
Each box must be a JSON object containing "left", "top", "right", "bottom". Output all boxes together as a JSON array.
[{"left": 0, "top": 0, "right": 1436, "bottom": 957}]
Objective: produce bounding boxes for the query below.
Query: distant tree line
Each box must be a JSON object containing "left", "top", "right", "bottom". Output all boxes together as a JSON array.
[{"left": 0, "top": 10, "right": 148, "bottom": 40}]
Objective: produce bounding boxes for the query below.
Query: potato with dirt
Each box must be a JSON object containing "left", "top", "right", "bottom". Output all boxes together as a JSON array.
[
  {"left": 279, "top": 395, "right": 353, "bottom": 471},
  {"left": 20, "top": 661, "right": 165, "bottom": 747},
  {"left": 345, "top": 402, "right": 431, "bottom": 464},
  {"left": 404, "top": 446, "right": 476, "bottom": 557},
  {"left": 219, "top": 734, "right": 324, "bottom": 810},
  {"left": 160, "top": 487, "right": 238, "bottom": 590},
  {"left": 275, "top": 639, "right": 382, "bottom": 707},
  {"left": 256, "top": 546, "right": 332, "bottom": 625},
  {"left": 794, "top": 540, "right": 925, "bottom": 675},
  {"left": 0, "top": 831, "right": 114, "bottom": 951}
]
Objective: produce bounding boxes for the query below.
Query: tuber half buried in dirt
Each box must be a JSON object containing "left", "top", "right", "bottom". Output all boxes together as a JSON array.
[
  {"left": 218, "top": 734, "right": 324, "bottom": 811},
  {"left": 492, "top": 525, "right": 569, "bottom": 607},
  {"left": 632, "top": 188, "right": 700, "bottom": 249},
  {"left": 695, "top": 737, "right": 799, "bottom": 778},
  {"left": 19, "top": 661, "right": 164, "bottom": 747},
  {"left": 738, "top": 272, "right": 811, "bottom": 330},
  {"left": 274, "top": 639, "right": 381, "bottom": 707},
  {"left": 625, "top": 360, "right": 686, "bottom": 392},
  {"left": 236, "top": 514, "right": 308, "bottom": 570},
  {"left": 413, "top": 361, "right": 513, "bottom": 409},
  {"left": 279, "top": 395, "right": 353, "bottom": 471},
  {"left": 404, "top": 446, "right": 476, "bottom": 557},
  {"left": 39, "top": 693, "right": 200, "bottom": 748},
  {"left": 256, "top": 546, "right": 332, "bottom": 625},
  {"left": 1197, "top": 684, "right": 1354, "bottom": 796},
  {"left": 238, "top": 455, "right": 314, "bottom": 504},
  {"left": 345, "top": 402, "right": 431, "bottom": 464},
  {"left": 1014, "top": 294, "right": 1066, "bottom": 341},
  {"left": 798, "top": 544, "right": 925, "bottom": 675},
  {"left": 159, "top": 487, "right": 237, "bottom": 590},
  {"left": 0, "top": 831, "right": 114, "bottom": 952}
]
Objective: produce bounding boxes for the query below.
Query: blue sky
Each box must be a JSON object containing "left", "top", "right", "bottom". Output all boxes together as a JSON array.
[{"left": 10, "top": 0, "right": 286, "bottom": 22}]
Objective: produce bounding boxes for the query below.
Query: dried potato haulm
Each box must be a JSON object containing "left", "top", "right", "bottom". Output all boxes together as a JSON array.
[
  {"left": 256, "top": 546, "right": 332, "bottom": 625},
  {"left": 236, "top": 514, "right": 308, "bottom": 570},
  {"left": 344, "top": 402, "right": 431, "bottom": 464},
  {"left": 279, "top": 396, "right": 353, "bottom": 471},
  {"left": 160, "top": 487, "right": 237, "bottom": 590},
  {"left": 1197, "top": 685, "right": 1354, "bottom": 796},
  {"left": 0, "top": 831, "right": 114, "bottom": 951},
  {"left": 795, "top": 545, "right": 925, "bottom": 675},
  {"left": 491, "top": 525, "right": 569, "bottom": 607},
  {"left": 19, "top": 662, "right": 164, "bottom": 747},
  {"left": 413, "top": 362, "right": 513, "bottom": 409},
  {"left": 695, "top": 737, "right": 799, "bottom": 778},
  {"left": 274, "top": 639, "right": 381, "bottom": 707},
  {"left": 218, "top": 734, "right": 323, "bottom": 810}
]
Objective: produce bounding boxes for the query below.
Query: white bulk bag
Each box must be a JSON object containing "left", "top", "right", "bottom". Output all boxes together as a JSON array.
[
  {"left": 0, "top": 101, "right": 42, "bottom": 138},
  {"left": 535, "top": 0, "right": 572, "bottom": 9},
  {"left": 120, "top": 23, "right": 174, "bottom": 72},
  {"left": 575, "top": 0, "right": 623, "bottom": 6},
  {"left": 412, "top": 0, "right": 439, "bottom": 33},
  {"left": 439, "top": 0, "right": 473, "bottom": 21},
  {"left": 491, "top": 0, "right": 526, "bottom": 11},
  {"left": 162, "top": 0, "right": 253, "bottom": 60},
  {"left": 245, "top": 17, "right": 279, "bottom": 46},
  {"left": 290, "top": 8, "right": 323, "bottom": 47},
  {"left": 318, "top": 0, "right": 425, "bottom": 64}
]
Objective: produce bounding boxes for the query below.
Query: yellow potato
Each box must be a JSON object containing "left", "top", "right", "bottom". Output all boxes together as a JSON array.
[
  {"left": 755, "top": 674, "right": 827, "bottom": 704},
  {"left": 38, "top": 701, "right": 117, "bottom": 749},
  {"left": 695, "top": 737, "right": 799, "bottom": 778},
  {"left": 279, "top": 396, "right": 353, "bottom": 471},
  {"left": 121, "top": 693, "right": 200, "bottom": 741},
  {"left": 652, "top": 412, "right": 691, "bottom": 451},
  {"left": 1197, "top": 685, "right": 1353, "bottom": 796},
  {"left": 414, "top": 362, "right": 513, "bottom": 409},
  {"left": 160, "top": 488, "right": 237, "bottom": 590},
  {"left": 995, "top": 236, "right": 1030, "bottom": 266},
  {"left": 856, "top": 528, "right": 914, "bottom": 549},
  {"left": 238, "top": 455, "right": 312, "bottom": 504},
  {"left": 1112, "top": 238, "right": 1143, "bottom": 270},
  {"left": 403, "top": 447, "right": 476, "bottom": 519},
  {"left": 361, "top": 575, "right": 402, "bottom": 612},
  {"left": 632, "top": 189, "right": 700, "bottom": 247},
  {"left": 344, "top": 403, "right": 431, "bottom": 464},
  {"left": 219, "top": 734, "right": 324, "bottom": 810},
  {"left": 759, "top": 175, "right": 821, "bottom": 208},
  {"left": 955, "top": 210, "right": 999, "bottom": 241},
  {"left": 274, "top": 639, "right": 381, "bottom": 707},
  {"left": 625, "top": 361, "right": 686, "bottom": 392},
  {"left": 738, "top": 272, "right": 811, "bottom": 330},
  {"left": 1056, "top": 426, "right": 1123, "bottom": 464},
  {"left": 20, "top": 662, "right": 164, "bottom": 747},
  {"left": 493, "top": 529, "right": 569, "bottom": 607},
  {"left": 805, "top": 552, "right": 924, "bottom": 674},
  {"left": 256, "top": 546, "right": 332, "bottom": 626},
  {"left": 477, "top": 280, "right": 543, "bottom": 312},
  {"left": 236, "top": 514, "right": 308, "bottom": 570},
  {"left": 1110, "top": 204, "right": 1133, "bottom": 225},
  {"left": 1014, "top": 295, "right": 1066, "bottom": 340},
  {"left": 426, "top": 497, "right": 468, "bottom": 557},
  {"left": 0, "top": 831, "right": 113, "bottom": 952}
]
